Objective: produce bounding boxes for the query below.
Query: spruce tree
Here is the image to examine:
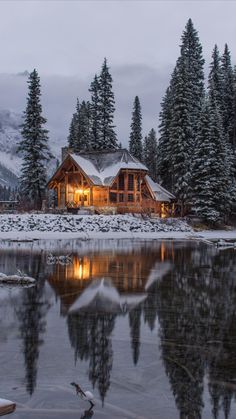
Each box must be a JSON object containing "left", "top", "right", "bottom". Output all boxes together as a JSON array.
[
  {"left": 143, "top": 128, "right": 158, "bottom": 182},
  {"left": 221, "top": 44, "right": 234, "bottom": 146},
  {"left": 208, "top": 47, "right": 234, "bottom": 219},
  {"left": 17, "top": 69, "right": 51, "bottom": 209},
  {"left": 208, "top": 45, "right": 223, "bottom": 110},
  {"left": 77, "top": 100, "right": 91, "bottom": 151},
  {"left": 98, "top": 58, "right": 117, "bottom": 149},
  {"left": 157, "top": 19, "right": 205, "bottom": 210},
  {"left": 168, "top": 55, "right": 193, "bottom": 206},
  {"left": 192, "top": 99, "right": 222, "bottom": 223},
  {"left": 68, "top": 99, "right": 90, "bottom": 153},
  {"left": 89, "top": 74, "right": 101, "bottom": 150},
  {"left": 68, "top": 99, "right": 80, "bottom": 149},
  {"left": 129, "top": 96, "right": 143, "bottom": 161},
  {"left": 157, "top": 84, "right": 174, "bottom": 189}
]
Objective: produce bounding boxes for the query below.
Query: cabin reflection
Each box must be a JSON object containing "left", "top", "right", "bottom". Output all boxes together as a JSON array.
[{"left": 47, "top": 241, "right": 175, "bottom": 315}]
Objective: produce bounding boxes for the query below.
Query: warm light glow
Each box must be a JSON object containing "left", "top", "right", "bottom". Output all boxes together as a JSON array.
[
  {"left": 161, "top": 242, "right": 165, "bottom": 262},
  {"left": 75, "top": 189, "right": 83, "bottom": 194},
  {"left": 73, "top": 257, "right": 91, "bottom": 280}
]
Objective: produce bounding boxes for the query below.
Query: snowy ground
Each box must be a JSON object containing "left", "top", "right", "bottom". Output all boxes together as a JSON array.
[{"left": 0, "top": 213, "right": 235, "bottom": 241}]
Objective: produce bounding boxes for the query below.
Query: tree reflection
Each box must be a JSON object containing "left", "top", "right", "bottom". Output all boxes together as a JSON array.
[
  {"left": 15, "top": 255, "right": 50, "bottom": 395},
  {"left": 67, "top": 311, "right": 115, "bottom": 404},
  {"left": 152, "top": 246, "right": 236, "bottom": 419},
  {"left": 129, "top": 306, "right": 142, "bottom": 365}
]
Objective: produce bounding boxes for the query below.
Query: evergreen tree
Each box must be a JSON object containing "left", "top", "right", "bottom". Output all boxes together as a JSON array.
[
  {"left": 68, "top": 99, "right": 80, "bottom": 149},
  {"left": 209, "top": 99, "right": 230, "bottom": 220},
  {"left": 89, "top": 74, "right": 101, "bottom": 150},
  {"left": 221, "top": 44, "right": 234, "bottom": 146},
  {"left": 191, "top": 98, "right": 223, "bottom": 223},
  {"left": 157, "top": 19, "right": 205, "bottom": 210},
  {"left": 17, "top": 69, "right": 51, "bottom": 209},
  {"left": 67, "top": 99, "right": 90, "bottom": 153},
  {"left": 157, "top": 85, "right": 174, "bottom": 189},
  {"left": 129, "top": 96, "right": 143, "bottom": 161},
  {"left": 208, "top": 45, "right": 223, "bottom": 110},
  {"left": 208, "top": 48, "right": 234, "bottom": 220},
  {"left": 168, "top": 55, "right": 193, "bottom": 206},
  {"left": 98, "top": 58, "right": 117, "bottom": 149},
  {"left": 143, "top": 128, "right": 158, "bottom": 182},
  {"left": 221, "top": 45, "right": 236, "bottom": 193},
  {"left": 77, "top": 100, "right": 91, "bottom": 151}
]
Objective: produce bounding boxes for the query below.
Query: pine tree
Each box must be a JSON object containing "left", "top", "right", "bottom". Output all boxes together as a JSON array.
[
  {"left": 89, "top": 74, "right": 101, "bottom": 150},
  {"left": 68, "top": 99, "right": 90, "bottom": 153},
  {"left": 221, "top": 45, "right": 236, "bottom": 194},
  {"left": 98, "top": 58, "right": 117, "bottom": 149},
  {"left": 129, "top": 96, "right": 143, "bottom": 161},
  {"left": 17, "top": 69, "right": 52, "bottom": 209},
  {"left": 157, "top": 19, "right": 205, "bottom": 209},
  {"left": 208, "top": 45, "right": 223, "bottom": 110},
  {"left": 157, "top": 84, "right": 174, "bottom": 189},
  {"left": 68, "top": 99, "right": 80, "bottom": 149},
  {"left": 208, "top": 47, "right": 234, "bottom": 219},
  {"left": 143, "top": 129, "right": 158, "bottom": 182},
  {"left": 168, "top": 55, "right": 193, "bottom": 206},
  {"left": 77, "top": 100, "right": 91, "bottom": 151},
  {"left": 191, "top": 98, "right": 222, "bottom": 223},
  {"left": 221, "top": 44, "right": 234, "bottom": 146}
]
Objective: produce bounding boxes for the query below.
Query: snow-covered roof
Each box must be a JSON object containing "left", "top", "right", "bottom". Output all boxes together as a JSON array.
[
  {"left": 70, "top": 149, "right": 148, "bottom": 186},
  {"left": 145, "top": 176, "right": 175, "bottom": 202}
]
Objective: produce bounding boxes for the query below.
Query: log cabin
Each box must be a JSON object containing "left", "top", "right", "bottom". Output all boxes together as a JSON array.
[{"left": 47, "top": 148, "right": 175, "bottom": 216}]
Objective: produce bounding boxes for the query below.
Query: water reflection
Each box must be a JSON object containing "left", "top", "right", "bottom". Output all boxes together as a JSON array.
[{"left": 0, "top": 240, "right": 235, "bottom": 418}]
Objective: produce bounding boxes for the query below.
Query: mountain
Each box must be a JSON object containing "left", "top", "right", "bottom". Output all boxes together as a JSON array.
[{"left": 0, "top": 110, "right": 22, "bottom": 187}]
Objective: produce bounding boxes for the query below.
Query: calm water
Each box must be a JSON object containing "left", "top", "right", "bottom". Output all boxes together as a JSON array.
[{"left": 0, "top": 239, "right": 236, "bottom": 419}]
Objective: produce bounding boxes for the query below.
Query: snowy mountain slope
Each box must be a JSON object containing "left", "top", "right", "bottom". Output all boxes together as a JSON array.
[{"left": 0, "top": 110, "right": 22, "bottom": 187}]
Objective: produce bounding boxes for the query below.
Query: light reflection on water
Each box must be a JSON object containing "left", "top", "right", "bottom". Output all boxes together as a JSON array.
[{"left": 0, "top": 239, "right": 236, "bottom": 418}]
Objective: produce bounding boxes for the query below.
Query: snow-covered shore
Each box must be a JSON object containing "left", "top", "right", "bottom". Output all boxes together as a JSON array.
[
  {"left": 0, "top": 213, "right": 192, "bottom": 240},
  {"left": 0, "top": 213, "right": 235, "bottom": 241}
]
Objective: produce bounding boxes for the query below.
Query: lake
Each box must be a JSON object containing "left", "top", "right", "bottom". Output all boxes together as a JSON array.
[{"left": 0, "top": 239, "right": 236, "bottom": 419}]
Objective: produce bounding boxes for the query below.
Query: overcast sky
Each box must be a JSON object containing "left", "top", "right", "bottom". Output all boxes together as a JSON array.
[{"left": 0, "top": 0, "right": 236, "bottom": 151}]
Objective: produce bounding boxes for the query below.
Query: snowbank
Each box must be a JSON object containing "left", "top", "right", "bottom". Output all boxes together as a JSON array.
[
  {"left": 0, "top": 213, "right": 192, "bottom": 240},
  {"left": 0, "top": 398, "right": 16, "bottom": 415}
]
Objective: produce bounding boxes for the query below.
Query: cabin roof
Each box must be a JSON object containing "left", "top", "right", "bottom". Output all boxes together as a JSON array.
[
  {"left": 145, "top": 176, "right": 175, "bottom": 202},
  {"left": 71, "top": 149, "right": 148, "bottom": 185}
]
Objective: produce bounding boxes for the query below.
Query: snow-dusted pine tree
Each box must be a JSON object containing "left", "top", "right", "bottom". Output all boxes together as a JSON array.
[
  {"left": 208, "top": 45, "right": 223, "bottom": 110},
  {"left": 157, "top": 19, "right": 205, "bottom": 211},
  {"left": 98, "top": 58, "right": 117, "bottom": 149},
  {"left": 208, "top": 46, "right": 235, "bottom": 218},
  {"left": 143, "top": 129, "right": 158, "bottom": 182},
  {"left": 157, "top": 84, "right": 174, "bottom": 189},
  {"left": 68, "top": 99, "right": 90, "bottom": 153},
  {"left": 17, "top": 69, "right": 52, "bottom": 209},
  {"left": 77, "top": 100, "right": 91, "bottom": 151},
  {"left": 129, "top": 96, "right": 143, "bottom": 161},
  {"left": 208, "top": 98, "right": 231, "bottom": 221},
  {"left": 89, "top": 74, "right": 101, "bottom": 150},
  {"left": 191, "top": 98, "right": 222, "bottom": 223},
  {"left": 221, "top": 44, "right": 235, "bottom": 146},
  {"left": 68, "top": 99, "right": 80, "bottom": 149}
]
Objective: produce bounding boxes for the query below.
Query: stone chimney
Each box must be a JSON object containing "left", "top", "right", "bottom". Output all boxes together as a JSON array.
[{"left": 61, "top": 147, "right": 73, "bottom": 162}]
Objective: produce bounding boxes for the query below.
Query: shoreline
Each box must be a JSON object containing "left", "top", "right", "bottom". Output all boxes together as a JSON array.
[{"left": 0, "top": 230, "right": 236, "bottom": 242}]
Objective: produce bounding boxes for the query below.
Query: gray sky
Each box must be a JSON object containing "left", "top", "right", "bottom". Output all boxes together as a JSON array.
[{"left": 0, "top": 0, "right": 236, "bottom": 151}]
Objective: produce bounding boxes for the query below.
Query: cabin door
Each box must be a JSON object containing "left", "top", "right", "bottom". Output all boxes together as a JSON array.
[{"left": 74, "top": 190, "right": 90, "bottom": 207}]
